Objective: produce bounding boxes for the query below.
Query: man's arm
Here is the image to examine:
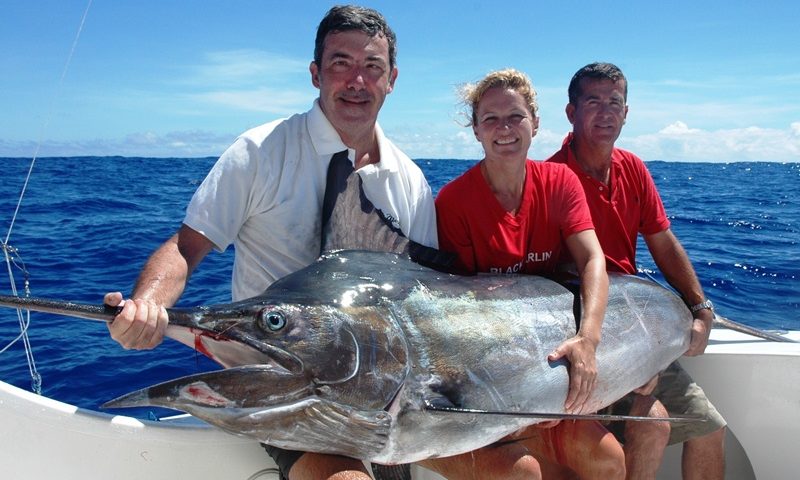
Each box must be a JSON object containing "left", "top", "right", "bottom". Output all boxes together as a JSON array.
[
  {"left": 549, "top": 229, "right": 609, "bottom": 413},
  {"left": 105, "top": 224, "right": 214, "bottom": 350},
  {"left": 644, "top": 229, "right": 713, "bottom": 356}
]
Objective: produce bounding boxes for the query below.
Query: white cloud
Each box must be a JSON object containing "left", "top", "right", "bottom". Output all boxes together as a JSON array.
[
  {"left": 383, "top": 121, "right": 800, "bottom": 163},
  {"left": 386, "top": 126, "right": 567, "bottom": 160},
  {"left": 183, "top": 49, "right": 309, "bottom": 87},
  {"left": 4, "top": 121, "right": 799, "bottom": 161},
  {"left": 658, "top": 121, "right": 702, "bottom": 135},
  {"left": 0, "top": 131, "right": 237, "bottom": 158},
  {"left": 188, "top": 88, "right": 315, "bottom": 116},
  {"left": 120, "top": 130, "right": 236, "bottom": 157},
  {"left": 530, "top": 129, "right": 568, "bottom": 159},
  {"left": 622, "top": 121, "right": 800, "bottom": 162},
  {"left": 164, "top": 49, "right": 317, "bottom": 117},
  {"left": 390, "top": 129, "right": 482, "bottom": 160}
]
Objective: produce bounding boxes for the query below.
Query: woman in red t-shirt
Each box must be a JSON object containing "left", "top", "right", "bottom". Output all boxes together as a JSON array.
[{"left": 434, "top": 69, "right": 624, "bottom": 479}]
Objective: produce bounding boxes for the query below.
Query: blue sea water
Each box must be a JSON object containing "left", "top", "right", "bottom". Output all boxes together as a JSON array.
[{"left": 1, "top": 157, "right": 798, "bottom": 417}]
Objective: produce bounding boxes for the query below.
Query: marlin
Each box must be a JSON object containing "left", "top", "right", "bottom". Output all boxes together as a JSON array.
[
  {"left": 0, "top": 155, "right": 698, "bottom": 464},
  {"left": 0, "top": 253, "right": 693, "bottom": 463}
]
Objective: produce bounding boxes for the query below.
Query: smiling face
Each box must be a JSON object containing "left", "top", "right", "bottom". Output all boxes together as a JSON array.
[
  {"left": 566, "top": 78, "right": 628, "bottom": 149},
  {"left": 473, "top": 86, "right": 539, "bottom": 162},
  {"left": 310, "top": 30, "right": 397, "bottom": 144}
]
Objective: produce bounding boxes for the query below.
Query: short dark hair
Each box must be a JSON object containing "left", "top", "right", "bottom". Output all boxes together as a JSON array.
[
  {"left": 568, "top": 62, "right": 627, "bottom": 104},
  {"left": 314, "top": 5, "right": 397, "bottom": 70}
]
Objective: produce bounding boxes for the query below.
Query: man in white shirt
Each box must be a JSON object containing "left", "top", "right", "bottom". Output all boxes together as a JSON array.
[{"left": 104, "top": 5, "right": 437, "bottom": 480}]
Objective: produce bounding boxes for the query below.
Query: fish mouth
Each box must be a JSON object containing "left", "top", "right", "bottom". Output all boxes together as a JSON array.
[
  {"left": 162, "top": 303, "right": 363, "bottom": 387},
  {"left": 101, "top": 364, "right": 316, "bottom": 411},
  {"left": 165, "top": 324, "right": 304, "bottom": 374}
]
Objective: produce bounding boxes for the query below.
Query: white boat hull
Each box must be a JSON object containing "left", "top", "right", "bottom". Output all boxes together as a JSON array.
[
  {"left": 1, "top": 328, "right": 798, "bottom": 480},
  {"left": 658, "top": 328, "right": 800, "bottom": 480}
]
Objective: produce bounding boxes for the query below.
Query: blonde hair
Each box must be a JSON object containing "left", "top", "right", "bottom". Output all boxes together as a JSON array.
[{"left": 460, "top": 68, "right": 538, "bottom": 127}]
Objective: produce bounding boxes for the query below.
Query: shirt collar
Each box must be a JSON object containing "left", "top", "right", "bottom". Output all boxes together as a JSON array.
[
  {"left": 561, "top": 132, "right": 621, "bottom": 180},
  {"left": 307, "top": 99, "right": 397, "bottom": 173},
  {"left": 364, "top": 122, "right": 398, "bottom": 173},
  {"left": 308, "top": 99, "right": 348, "bottom": 156}
]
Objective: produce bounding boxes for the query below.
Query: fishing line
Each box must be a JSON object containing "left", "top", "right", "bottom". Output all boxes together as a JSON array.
[
  {"left": 1, "top": 0, "right": 94, "bottom": 394},
  {"left": 4, "top": 0, "right": 93, "bottom": 246}
]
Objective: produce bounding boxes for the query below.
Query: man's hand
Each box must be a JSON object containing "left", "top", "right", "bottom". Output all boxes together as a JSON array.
[
  {"left": 548, "top": 334, "right": 598, "bottom": 413},
  {"left": 684, "top": 309, "right": 713, "bottom": 356},
  {"left": 105, "top": 292, "right": 168, "bottom": 350}
]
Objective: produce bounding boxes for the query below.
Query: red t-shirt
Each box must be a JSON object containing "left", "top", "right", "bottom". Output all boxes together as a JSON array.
[
  {"left": 547, "top": 134, "right": 670, "bottom": 274},
  {"left": 436, "top": 160, "right": 594, "bottom": 275}
]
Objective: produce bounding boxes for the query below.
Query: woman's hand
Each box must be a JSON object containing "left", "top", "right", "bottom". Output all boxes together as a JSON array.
[{"left": 548, "top": 334, "right": 598, "bottom": 413}]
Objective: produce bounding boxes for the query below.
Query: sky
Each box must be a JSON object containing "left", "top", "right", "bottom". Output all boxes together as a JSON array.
[{"left": 1, "top": 0, "right": 799, "bottom": 162}]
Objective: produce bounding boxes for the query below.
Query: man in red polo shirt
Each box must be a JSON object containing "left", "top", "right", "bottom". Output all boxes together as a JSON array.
[{"left": 547, "top": 62, "right": 726, "bottom": 480}]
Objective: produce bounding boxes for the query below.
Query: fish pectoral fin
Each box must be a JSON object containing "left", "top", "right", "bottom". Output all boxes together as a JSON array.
[{"left": 252, "top": 397, "right": 392, "bottom": 460}]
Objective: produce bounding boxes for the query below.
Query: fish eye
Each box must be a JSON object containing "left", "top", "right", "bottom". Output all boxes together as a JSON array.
[{"left": 257, "top": 309, "right": 286, "bottom": 332}]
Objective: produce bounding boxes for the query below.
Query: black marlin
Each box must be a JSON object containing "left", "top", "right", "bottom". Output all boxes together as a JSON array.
[{"left": 0, "top": 154, "right": 733, "bottom": 463}]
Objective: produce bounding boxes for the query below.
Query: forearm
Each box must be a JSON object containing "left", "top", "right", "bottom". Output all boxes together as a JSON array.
[
  {"left": 646, "top": 230, "right": 706, "bottom": 306},
  {"left": 556, "top": 231, "right": 607, "bottom": 412},
  {"left": 567, "top": 230, "right": 608, "bottom": 345},
  {"left": 646, "top": 229, "right": 713, "bottom": 355},
  {"left": 577, "top": 255, "right": 608, "bottom": 345},
  {"left": 131, "top": 234, "right": 190, "bottom": 307},
  {"left": 130, "top": 225, "right": 212, "bottom": 307},
  {"left": 106, "top": 225, "right": 211, "bottom": 350}
]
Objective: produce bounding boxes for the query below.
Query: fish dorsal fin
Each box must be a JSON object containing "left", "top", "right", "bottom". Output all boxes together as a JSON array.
[
  {"left": 321, "top": 151, "right": 409, "bottom": 255},
  {"left": 320, "top": 151, "right": 455, "bottom": 271}
]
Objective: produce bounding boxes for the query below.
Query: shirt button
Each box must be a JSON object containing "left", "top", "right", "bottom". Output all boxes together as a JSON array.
[{"left": 599, "top": 186, "right": 604, "bottom": 191}]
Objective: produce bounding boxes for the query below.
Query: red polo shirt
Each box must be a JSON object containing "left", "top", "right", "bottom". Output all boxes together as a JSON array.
[
  {"left": 547, "top": 133, "right": 670, "bottom": 274},
  {"left": 436, "top": 159, "right": 594, "bottom": 275}
]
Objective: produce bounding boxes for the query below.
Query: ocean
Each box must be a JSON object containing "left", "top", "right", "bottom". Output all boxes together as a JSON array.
[{"left": 1, "top": 157, "right": 798, "bottom": 418}]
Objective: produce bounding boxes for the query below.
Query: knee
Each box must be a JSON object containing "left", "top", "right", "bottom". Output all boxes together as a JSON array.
[
  {"left": 596, "top": 443, "right": 627, "bottom": 480},
  {"left": 653, "top": 421, "right": 671, "bottom": 447},
  {"left": 420, "top": 443, "right": 542, "bottom": 480},
  {"left": 627, "top": 396, "right": 671, "bottom": 448},
  {"left": 626, "top": 420, "right": 670, "bottom": 451},
  {"left": 513, "top": 454, "right": 542, "bottom": 480},
  {"left": 497, "top": 443, "right": 542, "bottom": 480},
  {"left": 573, "top": 430, "right": 626, "bottom": 480},
  {"left": 288, "top": 453, "right": 370, "bottom": 480},
  {"left": 588, "top": 452, "right": 625, "bottom": 480}
]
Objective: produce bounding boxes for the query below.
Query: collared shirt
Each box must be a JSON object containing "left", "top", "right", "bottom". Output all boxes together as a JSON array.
[
  {"left": 436, "top": 159, "right": 594, "bottom": 275},
  {"left": 547, "top": 133, "right": 670, "bottom": 274},
  {"left": 185, "top": 100, "right": 437, "bottom": 301}
]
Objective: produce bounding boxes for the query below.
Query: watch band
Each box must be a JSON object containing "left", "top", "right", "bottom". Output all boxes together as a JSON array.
[{"left": 689, "top": 299, "right": 714, "bottom": 313}]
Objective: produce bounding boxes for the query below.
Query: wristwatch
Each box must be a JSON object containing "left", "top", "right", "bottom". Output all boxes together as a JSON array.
[{"left": 689, "top": 299, "right": 714, "bottom": 313}]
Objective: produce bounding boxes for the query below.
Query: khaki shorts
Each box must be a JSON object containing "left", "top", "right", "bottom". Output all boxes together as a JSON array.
[{"left": 608, "top": 361, "right": 727, "bottom": 445}]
